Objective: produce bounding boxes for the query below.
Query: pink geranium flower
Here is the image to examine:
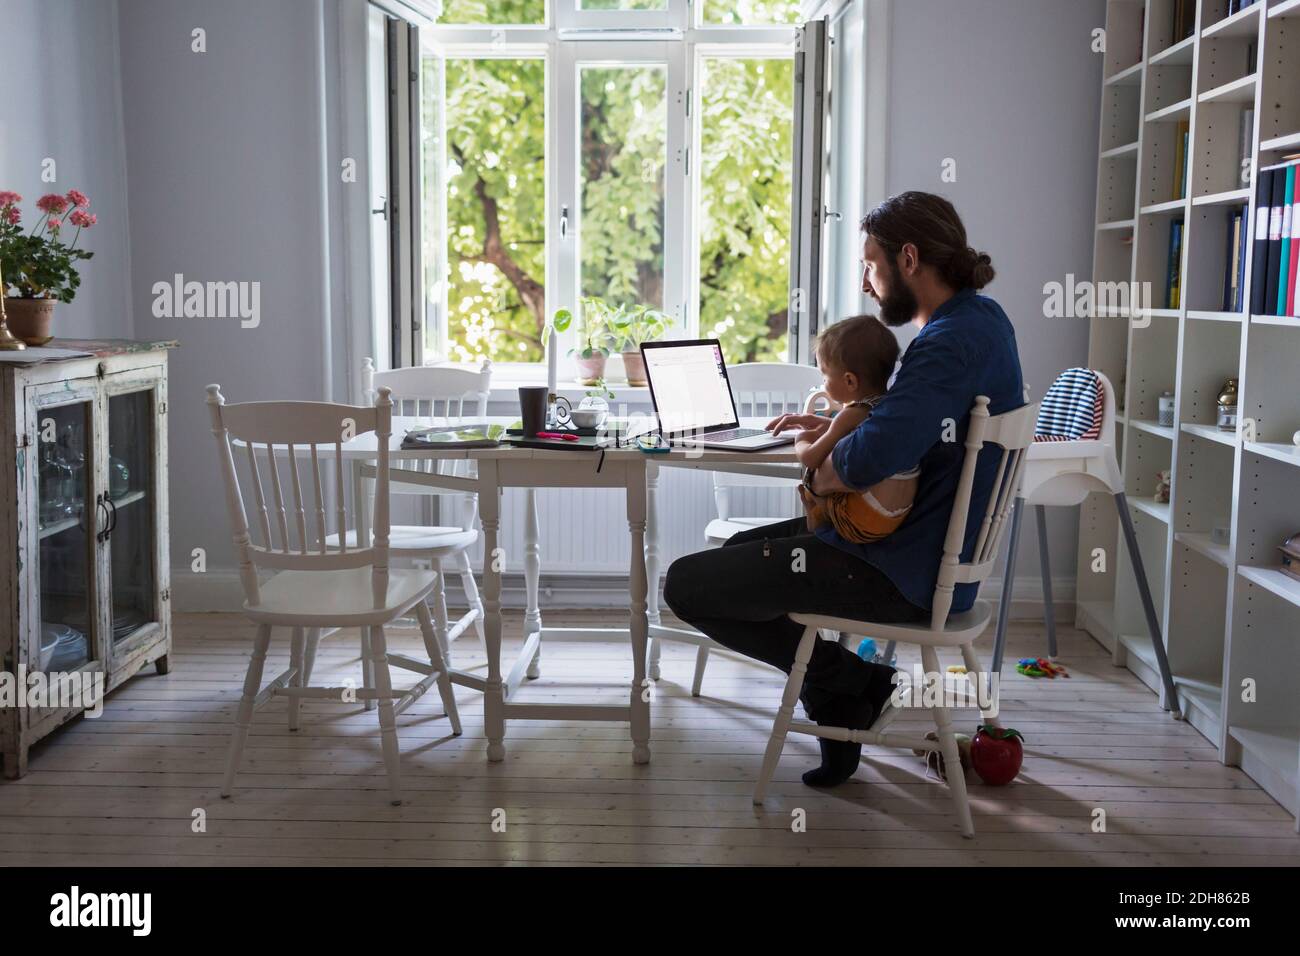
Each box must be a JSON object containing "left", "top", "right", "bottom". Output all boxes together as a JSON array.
[
  {"left": 0, "top": 191, "right": 21, "bottom": 207},
  {"left": 5, "top": 207, "right": 19, "bottom": 225},
  {"left": 65, "top": 189, "right": 90, "bottom": 208},
  {"left": 47, "top": 217, "right": 62, "bottom": 232},
  {"left": 69, "top": 210, "right": 97, "bottom": 228},
  {"left": 36, "top": 193, "right": 69, "bottom": 215}
]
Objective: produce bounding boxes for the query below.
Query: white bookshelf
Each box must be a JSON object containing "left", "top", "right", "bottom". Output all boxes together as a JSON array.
[{"left": 1080, "top": 0, "right": 1300, "bottom": 830}]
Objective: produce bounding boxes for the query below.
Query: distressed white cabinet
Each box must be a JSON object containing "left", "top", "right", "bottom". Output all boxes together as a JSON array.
[{"left": 1, "top": 340, "right": 174, "bottom": 777}]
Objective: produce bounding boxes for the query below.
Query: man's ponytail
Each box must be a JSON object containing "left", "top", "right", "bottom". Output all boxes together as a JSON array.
[{"left": 860, "top": 192, "right": 994, "bottom": 290}]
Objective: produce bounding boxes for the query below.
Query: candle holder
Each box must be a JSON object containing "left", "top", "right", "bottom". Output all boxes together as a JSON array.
[{"left": 0, "top": 261, "right": 28, "bottom": 351}]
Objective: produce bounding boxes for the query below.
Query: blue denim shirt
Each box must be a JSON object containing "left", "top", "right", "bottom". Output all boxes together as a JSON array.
[{"left": 822, "top": 288, "right": 1025, "bottom": 612}]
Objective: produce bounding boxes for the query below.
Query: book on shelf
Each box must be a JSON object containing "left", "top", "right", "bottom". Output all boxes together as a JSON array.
[
  {"left": 1224, "top": 206, "right": 1247, "bottom": 312},
  {"left": 1228, "top": 0, "right": 1259, "bottom": 16},
  {"left": 1172, "top": 121, "right": 1190, "bottom": 200},
  {"left": 1238, "top": 108, "right": 1255, "bottom": 188},
  {"left": 1172, "top": 0, "right": 1195, "bottom": 43},
  {"left": 1251, "top": 165, "right": 1274, "bottom": 315},
  {"left": 1167, "top": 218, "right": 1184, "bottom": 310}
]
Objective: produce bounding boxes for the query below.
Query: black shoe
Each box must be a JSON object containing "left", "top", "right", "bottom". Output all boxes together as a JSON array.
[
  {"left": 802, "top": 738, "right": 862, "bottom": 787},
  {"left": 799, "top": 668, "right": 897, "bottom": 789}
]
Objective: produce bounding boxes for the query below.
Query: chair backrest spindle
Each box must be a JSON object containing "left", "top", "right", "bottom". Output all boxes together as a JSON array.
[
  {"left": 206, "top": 384, "right": 396, "bottom": 608},
  {"left": 928, "top": 396, "right": 1039, "bottom": 630},
  {"left": 713, "top": 363, "right": 822, "bottom": 513},
  {"left": 362, "top": 358, "right": 492, "bottom": 532}
]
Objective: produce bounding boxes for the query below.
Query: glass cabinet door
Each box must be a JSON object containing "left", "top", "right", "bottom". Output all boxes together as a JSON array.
[
  {"left": 34, "top": 397, "right": 98, "bottom": 674},
  {"left": 106, "top": 388, "right": 157, "bottom": 645}
]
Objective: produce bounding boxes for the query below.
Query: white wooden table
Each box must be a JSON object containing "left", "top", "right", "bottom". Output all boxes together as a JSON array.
[{"left": 301, "top": 416, "right": 801, "bottom": 764}]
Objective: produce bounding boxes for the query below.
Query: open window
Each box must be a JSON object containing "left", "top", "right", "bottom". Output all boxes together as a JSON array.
[{"left": 368, "top": 0, "right": 853, "bottom": 375}]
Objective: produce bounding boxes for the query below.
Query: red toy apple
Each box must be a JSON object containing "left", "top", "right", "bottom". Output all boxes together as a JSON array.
[{"left": 970, "top": 725, "right": 1024, "bottom": 785}]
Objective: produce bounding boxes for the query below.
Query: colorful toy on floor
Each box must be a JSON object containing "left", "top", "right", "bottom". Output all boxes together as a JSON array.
[
  {"left": 970, "top": 724, "right": 1024, "bottom": 785},
  {"left": 1016, "top": 656, "right": 1069, "bottom": 679}
]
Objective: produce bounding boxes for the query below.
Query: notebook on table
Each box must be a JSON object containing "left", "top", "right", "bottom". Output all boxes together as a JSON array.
[{"left": 401, "top": 424, "right": 504, "bottom": 449}]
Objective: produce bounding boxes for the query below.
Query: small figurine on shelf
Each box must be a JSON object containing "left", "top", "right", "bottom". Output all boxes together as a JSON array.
[
  {"left": 1154, "top": 470, "right": 1171, "bottom": 504},
  {"left": 1279, "top": 534, "right": 1300, "bottom": 584},
  {"left": 1217, "top": 378, "right": 1238, "bottom": 431}
]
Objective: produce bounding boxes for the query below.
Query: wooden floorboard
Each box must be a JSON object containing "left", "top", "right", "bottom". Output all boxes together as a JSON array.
[{"left": 2, "top": 610, "right": 1296, "bottom": 866}]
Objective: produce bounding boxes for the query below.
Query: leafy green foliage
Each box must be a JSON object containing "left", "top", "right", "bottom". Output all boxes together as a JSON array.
[
  {"left": 439, "top": 0, "right": 543, "bottom": 25},
  {"left": 698, "top": 57, "right": 793, "bottom": 363},
  {"left": 580, "top": 66, "right": 667, "bottom": 312},
  {"left": 703, "top": 0, "right": 801, "bottom": 24},
  {"left": 432, "top": 8, "right": 797, "bottom": 367},
  {"left": 441, "top": 57, "right": 547, "bottom": 363},
  {"left": 0, "top": 196, "right": 95, "bottom": 303}
]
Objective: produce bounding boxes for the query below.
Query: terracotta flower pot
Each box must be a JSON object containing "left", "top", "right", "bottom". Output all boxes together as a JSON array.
[
  {"left": 622, "top": 350, "right": 648, "bottom": 387},
  {"left": 4, "top": 297, "right": 56, "bottom": 346},
  {"left": 575, "top": 354, "right": 607, "bottom": 386}
]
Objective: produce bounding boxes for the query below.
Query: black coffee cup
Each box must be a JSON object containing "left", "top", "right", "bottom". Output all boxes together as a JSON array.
[{"left": 519, "top": 386, "right": 549, "bottom": 437}]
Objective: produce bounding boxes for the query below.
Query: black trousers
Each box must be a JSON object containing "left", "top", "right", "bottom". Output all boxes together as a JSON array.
[{"left": 662, "top": 517, "right": 927, "bottom": 719}]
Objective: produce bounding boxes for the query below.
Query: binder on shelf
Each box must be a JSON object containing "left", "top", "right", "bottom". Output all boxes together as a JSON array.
[
  {"left": 1167, "top": 218, "right": 1184, "bottom": 310},
  {"left": 1279, "top": 165, "right": 1296, "bottom": 316},
  {"left": 1290, "top": 178, "right": 1300, "bottom": 316},
  {"left": 1264, "top": 163, "right": 1291, "bottom": 316},
  {"left": 1251, "top": 166, "right": 1274, "bottom": 315}
]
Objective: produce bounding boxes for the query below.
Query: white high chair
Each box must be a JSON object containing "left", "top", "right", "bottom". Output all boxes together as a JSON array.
[{"left": 988, "top": 369, "right": 1180, "bottom": 716}]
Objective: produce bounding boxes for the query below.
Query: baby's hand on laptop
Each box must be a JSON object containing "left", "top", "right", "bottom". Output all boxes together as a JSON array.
[{"left": 766, "top": 412, "right": 826, "bottom": 434}]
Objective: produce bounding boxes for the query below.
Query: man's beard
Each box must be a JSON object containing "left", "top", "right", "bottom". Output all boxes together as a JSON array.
[{"left": 877, "top": 259, "right": 919, "bottom": 327}]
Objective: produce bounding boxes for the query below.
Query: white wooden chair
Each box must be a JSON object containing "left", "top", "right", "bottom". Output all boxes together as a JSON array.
[
  {"left": 681, "top": 362, "right": 821, "bottom": 695},
  {"left": 704, "top": 361, "right": 822, "bottom": 545},
  {"left": 313, "top": 358, "right": 490, "bottom": 703},
  {"left": 752, "top": 397, "right": 1039, "bottom": 838},
  {"left": 989, "top": 370, "right": 1180, "bottom": 713},
  {"left": 207, "top": 384, "right": 461, "bottom": 806}
]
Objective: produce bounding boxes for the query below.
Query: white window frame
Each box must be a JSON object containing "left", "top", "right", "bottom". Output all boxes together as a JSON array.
[{"left": 423, "top": 0, "right": 797, "bottom": 379}]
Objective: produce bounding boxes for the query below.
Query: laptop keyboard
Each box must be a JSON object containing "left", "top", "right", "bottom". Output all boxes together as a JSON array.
[{"left": 707, "top": 427, "right": 766, "bottom": 441}]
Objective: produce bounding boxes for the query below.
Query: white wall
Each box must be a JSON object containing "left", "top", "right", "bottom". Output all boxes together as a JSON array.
[
  {"left": 885, "top": 0, "right": 1106, "bottom": 581},
  {"left": 116, "top": 0, "right": 335, "bottom": 575},
  {"left": 0, "top": 0, "right": 133, "bottom": 339}
]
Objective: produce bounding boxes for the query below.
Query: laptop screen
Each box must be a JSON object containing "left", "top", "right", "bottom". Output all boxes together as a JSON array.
[{"left": 642, "top": 340, "right": 739, "bottom": 435}]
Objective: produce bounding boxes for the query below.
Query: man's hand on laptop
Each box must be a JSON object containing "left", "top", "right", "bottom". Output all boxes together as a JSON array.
[{"left": 765, "top": 412, "right": 826, "bottom": 435}]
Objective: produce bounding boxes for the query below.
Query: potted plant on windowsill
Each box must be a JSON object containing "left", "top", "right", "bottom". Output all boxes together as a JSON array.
[
  {"left": 0, "top": 190, "right": 97, "bottom": 345},
  {"left": 608, "top": 303, "right": 673, "bottom": 387},
  {"left": 571, "top": 296, "right": 616, "bottom": 386}
]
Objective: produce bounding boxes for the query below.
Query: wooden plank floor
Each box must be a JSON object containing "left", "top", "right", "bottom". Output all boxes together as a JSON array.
[{"left": 2, "top": 610, "right": 1297, "bottom": 866}]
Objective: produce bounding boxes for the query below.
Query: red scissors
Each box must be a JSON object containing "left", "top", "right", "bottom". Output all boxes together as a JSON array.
[{"left": 536, "top": 431, "right": 579, "bottom": 441}]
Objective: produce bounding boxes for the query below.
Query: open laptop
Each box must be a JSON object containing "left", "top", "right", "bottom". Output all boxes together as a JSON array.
[{"left": 641, "top": 339, "right": 795, "bottom": 451}]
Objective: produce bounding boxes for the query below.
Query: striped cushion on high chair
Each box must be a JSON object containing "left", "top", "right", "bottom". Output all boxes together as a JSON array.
[{"left": 1033, "top": 367, "right": 1104, "bottom": 442}]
